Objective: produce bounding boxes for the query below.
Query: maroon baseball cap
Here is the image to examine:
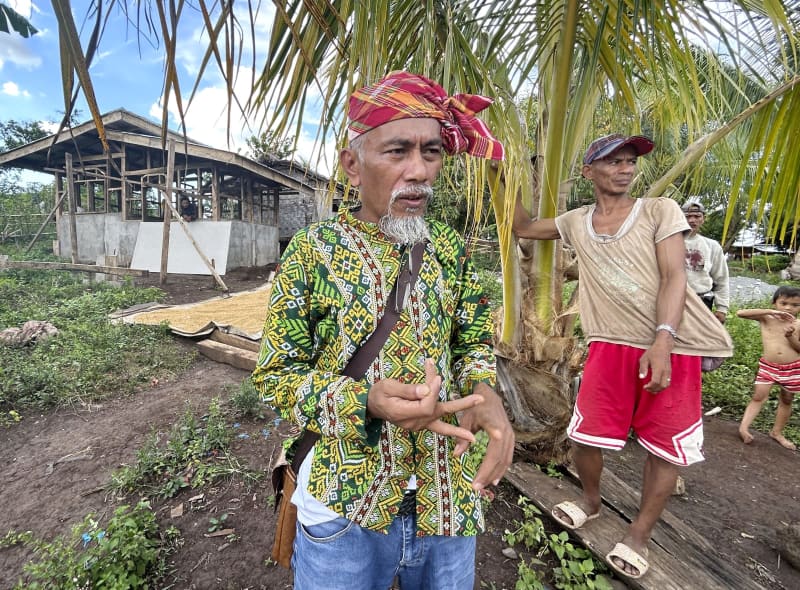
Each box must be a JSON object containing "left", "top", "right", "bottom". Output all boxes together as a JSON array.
[{"left": 583, "top": 134, "right": 654, "bottom": 164}]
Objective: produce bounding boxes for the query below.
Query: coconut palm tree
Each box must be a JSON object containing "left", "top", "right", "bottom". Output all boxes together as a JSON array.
[{"left": 48, "top": 0, "right": 800, "bottom": 461}]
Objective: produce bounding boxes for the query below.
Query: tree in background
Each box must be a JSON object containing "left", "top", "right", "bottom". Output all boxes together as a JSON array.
[
  {"left": 245, "top": 130, "right": 294, "bottom": 164},
  {"left": 0, "top": 119, "right": 55, "bottom": 243},
  {"left": 0, "top": 119, "right": 49, "bottom": 151},
  {"left": 0, "top": 118, "right": 50, "bottom": 192}
]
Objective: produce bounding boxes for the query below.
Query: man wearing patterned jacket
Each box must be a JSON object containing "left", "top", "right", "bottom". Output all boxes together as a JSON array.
[{"left": 252, "top": 71, "right": 514, "bottom": 590}]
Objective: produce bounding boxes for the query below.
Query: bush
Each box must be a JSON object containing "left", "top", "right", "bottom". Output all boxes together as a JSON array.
[
  {"left": 728, "top": 254, "right": 791, "bottom": 276},
  {"left": 1, "top": 501, "right": 178, "bottom": 589},
  {"left": 231, "top": 378, "right": 267, "bottom": 419}
]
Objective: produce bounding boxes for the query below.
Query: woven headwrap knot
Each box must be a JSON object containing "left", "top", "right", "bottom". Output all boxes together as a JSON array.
[{"left": 347, "top": 71, "right": 504, "bottom": 161}]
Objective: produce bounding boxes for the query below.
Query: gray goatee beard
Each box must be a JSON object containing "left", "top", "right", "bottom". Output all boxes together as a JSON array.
[{"left": 378, "top": 184, "right": 432, "bottom": 245}]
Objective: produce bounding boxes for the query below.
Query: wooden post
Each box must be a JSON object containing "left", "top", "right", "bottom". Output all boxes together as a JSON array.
[
  {"left": 65, "top": 153, "right": 79, "bottom": 264},
  {"left": 121, "top": 146, "right": 130, "bottom": 219},
  {"left": 212, "top": 167, "right": 219, "bottom": 220},
  {"left": 159, "top": 139, "right": 176, "bottom": 284}
]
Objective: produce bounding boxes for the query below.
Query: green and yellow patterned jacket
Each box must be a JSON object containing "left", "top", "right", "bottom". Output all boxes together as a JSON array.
[{"left": 252, "top": 208, "right": 495, "bottom": 536}]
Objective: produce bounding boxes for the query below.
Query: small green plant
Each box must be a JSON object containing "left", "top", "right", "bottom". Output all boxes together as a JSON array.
[
  {"left": 503, "top": 497, "right": 613, "bottom": 590},
  {"left": 503, "top": 497, "right": 547, "bottom": 550},
  {"left": 231, "top": 378, "right": 266, "bottom": 418},
  {"left": 0, "top": 500, "right": 177, "bottom": 589},
  {"left": 108, "top": 398, "right": 261, "bottom": 498},
  {"left": 207, "top": 512, "right": 230, "bottom": 533},
  {"left": 0, "top": 409, "right": 22, "bottom": 426},
  {"left": 542, "top": 461, "right": 563, "bottom": 479},
  {"left": 548, "top": 530, "right": 612, "bottom": 589}
]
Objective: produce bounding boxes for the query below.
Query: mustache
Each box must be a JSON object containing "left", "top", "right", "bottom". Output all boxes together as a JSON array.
[{"left": 391, "top": 184, "right": 434, "bottom": 200}]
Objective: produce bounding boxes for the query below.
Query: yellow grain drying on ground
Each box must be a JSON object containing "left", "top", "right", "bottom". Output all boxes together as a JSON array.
[{"left": 130, "top": 288, "right": 270, "bottom": 337}]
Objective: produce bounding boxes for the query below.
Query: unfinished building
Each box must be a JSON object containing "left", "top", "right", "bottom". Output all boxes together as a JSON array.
[{"left": 0, "top": 109, "right": 340, "bottom": 275}]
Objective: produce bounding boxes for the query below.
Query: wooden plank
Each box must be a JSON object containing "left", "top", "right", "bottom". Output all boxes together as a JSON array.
[
  {"left": 208, "top": 330, "right": 261, "bottom": 352},
  {"left": 26, "top": 191, "right": 67, "bottom": 252},
  {"left": 0, "top": 258, "right": 149, "bottom": 277},
  {"left": 196, "top": 339, "right": 257, "bottom": 371},
  {"left": 568, "top": 466, "right": 765, "bottom": 590},
  {"left": 505, "top": 463, "right": 765, "bottom": 590}
]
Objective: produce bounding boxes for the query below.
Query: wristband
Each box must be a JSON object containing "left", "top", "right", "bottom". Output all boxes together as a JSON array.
[{"left": 655, "top": 323, "right": 677, "bottom": 339}]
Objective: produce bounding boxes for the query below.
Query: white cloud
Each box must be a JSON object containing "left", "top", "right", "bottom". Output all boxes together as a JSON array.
[
  {"left": 9, "top": 1, "right": 33, "bottom": 19},
  {"left": 0, "top": 34, "right": 42, "bottom": 70},
  {"left": 2, "top": 81, "right": 30, "bottom": 97},
  {"left": 151, "top": 62, "right": 339, "bottom": 177},
  {"left": 136, "top": 3, "right": 344, "bottom": 176}
]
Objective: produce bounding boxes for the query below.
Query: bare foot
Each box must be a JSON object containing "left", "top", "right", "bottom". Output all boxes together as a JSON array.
[
  {"left": 769, "top": 431, "right": 797, "bottom": 450},
  {"left": 739, "top": 429, "right": 754, "bottom": 444}
]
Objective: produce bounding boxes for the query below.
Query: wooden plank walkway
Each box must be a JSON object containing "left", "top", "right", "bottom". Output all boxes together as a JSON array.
[{"left": 505, "top": 462, "right": 765, "bottom": 590}]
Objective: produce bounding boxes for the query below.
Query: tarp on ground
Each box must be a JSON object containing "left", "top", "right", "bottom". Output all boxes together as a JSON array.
[{"left": 111, "top": 285, "right": 270, "bottom": 341}]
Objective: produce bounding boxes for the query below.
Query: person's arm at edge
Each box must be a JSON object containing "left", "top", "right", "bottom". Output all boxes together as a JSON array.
[
  {"left": 786, "top": 320, "right": 800, "bottom": 353},
  {"left": 737, "top": 308, "right": 774, "bottom": 320},
  {"left": 512, "top": 194, "right": 561, "bottom": 240},
  {"left": 710, "top": 239, "right": 730, "bottom": 322},
  {"left": 640, "top": 232, "right": 685, "bottom": 392}
]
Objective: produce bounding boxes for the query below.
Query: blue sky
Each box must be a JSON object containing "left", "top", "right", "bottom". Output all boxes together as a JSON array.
[{"left": 0, "top": 0, "right": 334, "bottom": 174}]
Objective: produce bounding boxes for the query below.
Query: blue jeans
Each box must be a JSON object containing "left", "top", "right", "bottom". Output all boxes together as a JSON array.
[{"left": 292, "top": 514, "right": 476, "bottom": 590}]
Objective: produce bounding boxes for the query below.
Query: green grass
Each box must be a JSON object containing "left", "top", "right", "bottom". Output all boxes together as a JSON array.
[
  {"left": 727, "top": 254, "right": 793, "bottom": 284},
  {"left": 1, "top": 501, "right": 180, "bottom": 589},
  {"left": 0, "top": 247, "right": 193, "bottom": 418},
  {"left": 108, "top": 397, "right": 262, "bottom": 499}
]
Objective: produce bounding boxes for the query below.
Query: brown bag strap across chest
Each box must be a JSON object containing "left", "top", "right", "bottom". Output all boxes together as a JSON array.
[{"left": 290, "top": 241, "right": 426, "bottom": 473}]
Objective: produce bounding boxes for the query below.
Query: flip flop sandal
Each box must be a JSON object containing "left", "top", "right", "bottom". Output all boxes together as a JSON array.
[
  {"left": 605, "top": 542, "right": 650, "bottom": 579},
  {"left": 551, "top": 500, "right": 600, "bottom": 530}
]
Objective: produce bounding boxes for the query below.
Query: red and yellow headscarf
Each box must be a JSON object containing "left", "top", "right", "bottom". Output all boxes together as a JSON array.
[{"left": 347, "top": 71, "right": 504, "bottom": 161}]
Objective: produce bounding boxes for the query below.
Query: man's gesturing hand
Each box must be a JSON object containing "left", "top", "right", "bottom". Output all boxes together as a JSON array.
[
  {"left": 366, "top": 358, "right": 483, "bottom": 444},
  {"left": 453, "top": 382, "right": 515, "bottom": 491}
]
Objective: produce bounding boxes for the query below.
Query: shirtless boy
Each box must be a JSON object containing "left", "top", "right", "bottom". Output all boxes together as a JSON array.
[{"left": 737, "top": 285, "right": 800, "bottom": 450}]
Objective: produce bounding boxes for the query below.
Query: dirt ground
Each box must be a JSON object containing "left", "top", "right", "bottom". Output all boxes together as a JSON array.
[{"left": 1, "top": 270, "right": 798, "bottom": 589}]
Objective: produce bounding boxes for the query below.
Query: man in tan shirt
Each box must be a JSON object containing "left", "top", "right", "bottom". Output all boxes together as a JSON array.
[{"left": 513, "top": 134, "right": 732, "bottom": 580}]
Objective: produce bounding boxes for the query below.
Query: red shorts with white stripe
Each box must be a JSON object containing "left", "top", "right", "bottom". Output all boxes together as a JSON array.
[
  {"left": 755, "top": 357, "right": 800, "bottom": 394},
  {"left": 567, "top": 341, "right": 704, "bottom": 466}
]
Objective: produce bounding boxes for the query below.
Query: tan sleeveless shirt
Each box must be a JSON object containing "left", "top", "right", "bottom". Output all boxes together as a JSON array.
[{"left": 555, "top": 197, "right": 733, "bottom": 358}]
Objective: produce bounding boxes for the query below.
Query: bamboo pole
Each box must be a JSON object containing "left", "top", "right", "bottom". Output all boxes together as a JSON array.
[{"left": 153, "top": 142, "right": 227, "bottom": 291}]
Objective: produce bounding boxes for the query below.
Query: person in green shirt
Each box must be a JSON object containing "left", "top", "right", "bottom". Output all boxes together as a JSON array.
[{"left": 252, "top": 71, "right": 514, "bottom": 590}]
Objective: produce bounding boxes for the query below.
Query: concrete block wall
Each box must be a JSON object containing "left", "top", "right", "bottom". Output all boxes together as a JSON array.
[{"left": 279, "top": 193, "right": 315, "bottom": 240}]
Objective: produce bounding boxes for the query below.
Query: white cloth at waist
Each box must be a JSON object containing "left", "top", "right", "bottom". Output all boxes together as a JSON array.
[{"left": 292, "top": 445, "right": 416, "bottom": 526}]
